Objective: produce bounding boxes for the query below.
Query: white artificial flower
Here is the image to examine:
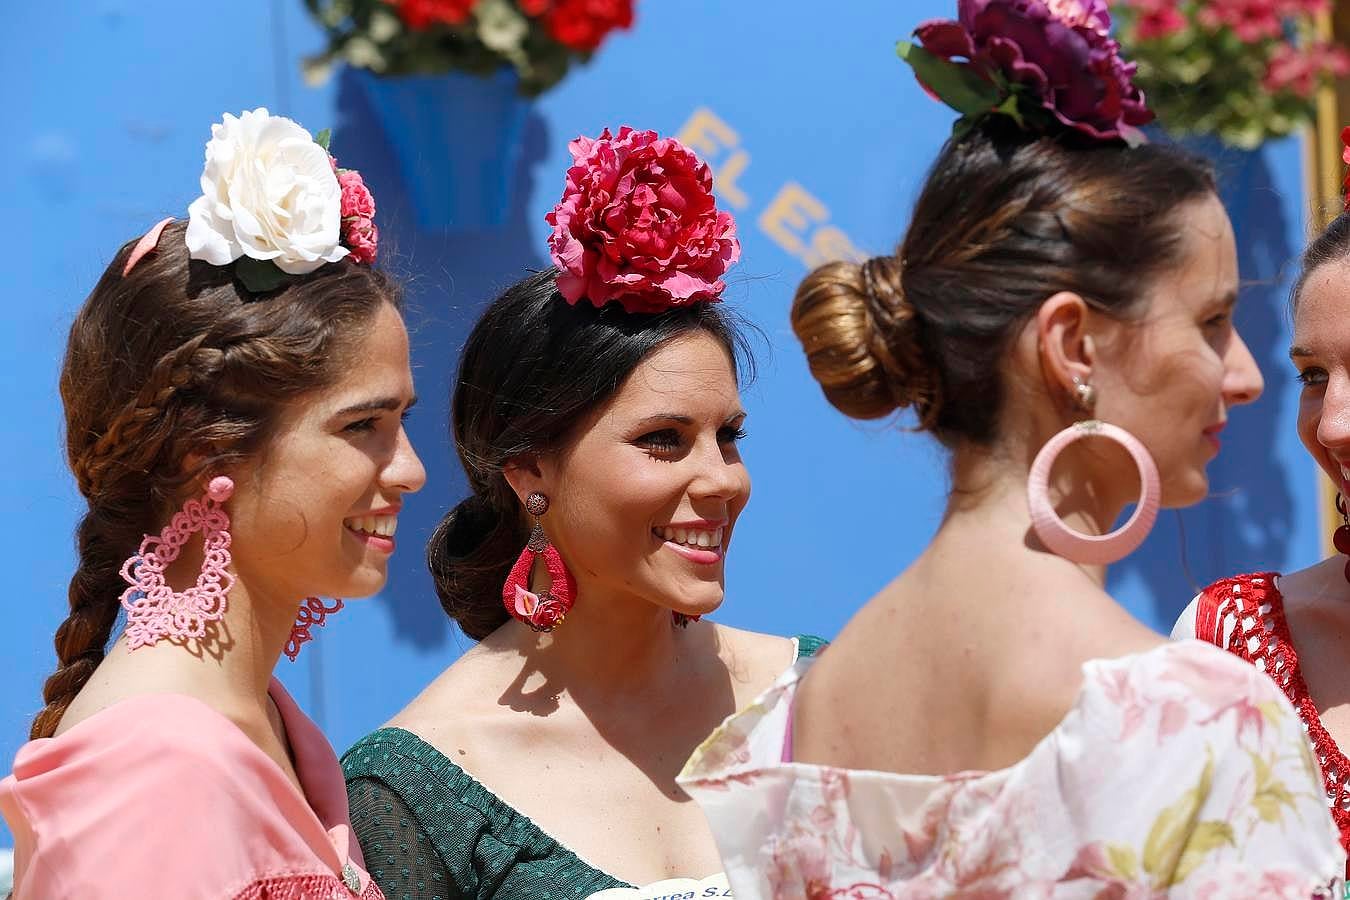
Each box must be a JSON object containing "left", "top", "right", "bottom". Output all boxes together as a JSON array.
[{"left": 185, "top": 108, "right": 347, "bottom": 275}]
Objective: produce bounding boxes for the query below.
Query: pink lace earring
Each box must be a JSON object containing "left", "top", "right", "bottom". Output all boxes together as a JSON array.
[
  {"left": 1027, "top": 418, "right": 1161, "bottom": 565},
  {"left": 502, "top": 492, "right": 577, "bottom": 632},
  {"left": 284, "top": 597, "right": 345, "bottom": 661},
  {"left": 120, "top": 476, "right": 236, "bottom": 649}
]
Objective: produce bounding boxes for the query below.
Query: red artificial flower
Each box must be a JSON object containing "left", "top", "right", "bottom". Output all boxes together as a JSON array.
[
  {"left": 546, "top": 126, "right": 740, "bottom": 313},
  {"left": 524, "top": 0, "right": 633, "bottom": 53},
  {"left": 385, "top": 0, "right": 477, "bottom": 31}
]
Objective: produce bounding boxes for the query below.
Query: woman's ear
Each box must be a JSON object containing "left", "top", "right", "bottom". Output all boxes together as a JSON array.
[
  {"left": 502, "top": 455, "right": 546, "bottom": 507},
  {"left": 1035, "top": 291, "right": 1097, "bottom": 406}
]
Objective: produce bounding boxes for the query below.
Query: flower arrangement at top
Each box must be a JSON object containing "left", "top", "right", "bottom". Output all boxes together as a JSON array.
[
  {"left": 1114, "top": 0, "right": 1350, "bottom": 148},
  {"left": 896, "top": 0, "right": 1155, "bottom": 146},
  {"left": 303, "top": 0, "right": 634, "bottom": 95}
]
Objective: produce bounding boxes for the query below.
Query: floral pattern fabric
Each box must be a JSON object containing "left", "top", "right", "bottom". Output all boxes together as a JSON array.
[{"left": 677, "top": 641, "right": 1344, "bottom": 898}]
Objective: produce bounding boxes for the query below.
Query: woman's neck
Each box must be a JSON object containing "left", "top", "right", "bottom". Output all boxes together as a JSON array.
[
  {"left": 500, "top": 584, "right": 701, "bottom": 707},
  {"left": 105, "top": 569, "right": 301, "bottom": 715}
]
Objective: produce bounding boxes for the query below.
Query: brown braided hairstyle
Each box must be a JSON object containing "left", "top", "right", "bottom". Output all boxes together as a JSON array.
[
  {"left": 31, "top": 221, "right": 401, "bottom": 739},
  {"left": 791, "top": 119, "right": 1218, "bottom": 448}
]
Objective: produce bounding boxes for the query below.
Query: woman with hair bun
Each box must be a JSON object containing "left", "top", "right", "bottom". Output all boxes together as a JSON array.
[
  {"left": 680, "top": 2, "right": 1344, "bottom": 895},
  {"left": 342, "top": 127, "right": 823, "bottom": 900},
  {"left": 1, "top": 109, "right": 423, "bottom": 899}
]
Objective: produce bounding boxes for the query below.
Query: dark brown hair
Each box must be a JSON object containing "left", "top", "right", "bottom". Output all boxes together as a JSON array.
[
  {"left": 427, "top": 269, "right": 752, "bottom": 640},
  {"left": 33, "top": 222, "right": 401, "bottom": 739},
  {"left": 1293, "top": 209, "right": 1350, "bottom": 309},
  {"left": 791, "top": 121, "right": 1218, "bottom": 446}
]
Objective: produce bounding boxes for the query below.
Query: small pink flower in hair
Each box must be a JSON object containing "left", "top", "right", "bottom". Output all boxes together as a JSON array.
[
  {"left": 338, "top": 170, "right": 376, "bottom": 220},
  {"left": 545, "top": 126, "right": 740, "bottom": 314},
  {"left": 343, "top": 216, "right": 379, "bottom": 265}
]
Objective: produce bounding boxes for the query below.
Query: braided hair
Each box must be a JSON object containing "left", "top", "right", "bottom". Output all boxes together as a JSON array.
[{"left": 31, "top": 222, "right": 401, "bottom": 739}]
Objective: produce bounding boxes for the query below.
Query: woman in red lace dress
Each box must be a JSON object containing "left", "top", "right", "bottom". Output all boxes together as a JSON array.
[{"left": 1176, "top": 206, "right": 1350, "bottom": 858}]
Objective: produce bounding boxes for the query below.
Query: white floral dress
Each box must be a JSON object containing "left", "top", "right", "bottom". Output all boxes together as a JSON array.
[{"left": 678, "top": 641, "right": 1344, "bottom": 898}]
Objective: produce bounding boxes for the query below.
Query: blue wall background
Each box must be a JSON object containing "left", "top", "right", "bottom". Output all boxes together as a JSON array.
[{"left": 2, "top": 0, "right": 1326, "bottom": 845}]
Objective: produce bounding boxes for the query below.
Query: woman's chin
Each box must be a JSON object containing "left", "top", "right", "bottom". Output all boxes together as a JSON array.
[{"left": 1159, "top": 469, "right": 1209, "bottom": 511}]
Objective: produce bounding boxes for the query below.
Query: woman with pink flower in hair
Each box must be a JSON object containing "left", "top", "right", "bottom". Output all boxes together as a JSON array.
[
  {"left": 677, "top": 1, "right": 1344, "bottom": 896},
  {"left": 342, "top": 126, "right": 823, "bottom": 899},
  {"left": 0, "top": 108, "right": 424, "bottom": 898}
]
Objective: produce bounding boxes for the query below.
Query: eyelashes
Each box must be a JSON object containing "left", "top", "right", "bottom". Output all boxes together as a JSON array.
[
  {"left": 634, "top": 425, "right": 748, "bottom": 457},
  {"left": 343, "top": 410, "right": 414, "bottom": 434}
]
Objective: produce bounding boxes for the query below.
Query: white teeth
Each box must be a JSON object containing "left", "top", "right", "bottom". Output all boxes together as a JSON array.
[
  {"left": 655, "top": 526, "right": 723, "bottom": 551},
  {"left": 347, "top": 514, "right": 398, "bottom": 538}
]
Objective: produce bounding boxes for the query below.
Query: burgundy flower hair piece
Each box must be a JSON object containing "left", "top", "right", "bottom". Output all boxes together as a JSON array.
[
  {"left": 1342, "top": 126, "right": 1350, "bottom": 210},
  {"left": 899, "top": 0, "right": 1155, "bottom": 146},
  {"left": 545, "top": 126, "right": 740, "bottom": 314}
]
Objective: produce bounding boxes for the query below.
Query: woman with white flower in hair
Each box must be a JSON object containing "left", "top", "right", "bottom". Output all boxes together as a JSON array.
[{"left": 0, "top": 109, "right": 422, "bottom": 899}]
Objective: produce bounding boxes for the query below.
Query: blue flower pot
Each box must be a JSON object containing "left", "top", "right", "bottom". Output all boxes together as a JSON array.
[{"left": 356, "top": 68, "right": 531, "bottom": 231}]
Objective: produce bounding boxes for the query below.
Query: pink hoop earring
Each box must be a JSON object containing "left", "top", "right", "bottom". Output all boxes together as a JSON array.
[
  {"left": 502, "top": 492, "right": 577, "bottom": 632},
  {"left": 1027, "top": 420, "right": 1160, "bottom": 565},
  {"left": 120, "top": 476, "right": 236, "bottom": 649},
  {"left": 284, "top": 597, "right": 345, "bottom": 661}
]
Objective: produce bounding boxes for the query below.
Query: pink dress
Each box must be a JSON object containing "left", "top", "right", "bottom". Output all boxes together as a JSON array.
[{"left": 0, "top": 679, "right": 383, "bottom": 899}]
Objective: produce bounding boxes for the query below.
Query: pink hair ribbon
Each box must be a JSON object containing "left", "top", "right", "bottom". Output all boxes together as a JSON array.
[{"left": 122, "top": 217, "right": 175, "bottom": 276}]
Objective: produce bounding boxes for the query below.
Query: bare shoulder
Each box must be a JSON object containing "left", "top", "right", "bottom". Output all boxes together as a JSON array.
[
  {"left": 54, "top": 646, "right": 218, "bottom": 737},
  {"left": 384, "top": 639, "right": 514, "bottom": 747},
  {"left": 708, "top": 622, "right": 801, "bottom": 679},
  {"left": 1274, "top": 557, "right": 1343, "bottom": 613}
]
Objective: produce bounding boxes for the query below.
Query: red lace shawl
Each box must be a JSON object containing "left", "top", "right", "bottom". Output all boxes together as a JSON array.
[{"left": 1195, "top": 572, "right": 1350, "bottom": 855}]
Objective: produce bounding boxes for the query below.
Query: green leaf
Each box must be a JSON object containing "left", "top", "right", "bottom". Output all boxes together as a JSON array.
[
  {"left": 1142, "top": 754, "right": 1212, "bottom": 880},
  {"left": 1170, "top": 821, "right": 1235, "bottom": 885},
  {"left": 233, "top": 257, "right": 293, "bottom": 294},
  {"left": 314, "top": 128, "right": 332, "bottom": 151},
  {"left": 1106, "top": 844, "right": 1140, "bottom": 882},
  {"left": 896, "top": 41, "right": 1002, "bottom": 118},
  {"left": 992, "top": 92, "right": 1024, "bottom": 128}
]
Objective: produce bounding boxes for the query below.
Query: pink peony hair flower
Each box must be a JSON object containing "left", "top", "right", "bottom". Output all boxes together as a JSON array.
[
  {"left": 339, "top": 170, "right": 376, "bottom": 220},
  {"left": 343, "top": 216, "right": 379, "bottom": 266},
  {"left": 909, "top": 0, "right": 1154, "bottom": 144},
  {"left": 545, "top": 126, "right": 741, "bottom": 314}
]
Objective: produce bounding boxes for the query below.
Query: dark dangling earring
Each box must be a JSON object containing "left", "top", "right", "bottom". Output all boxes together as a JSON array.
[
  {"left": 1333, "top": 493, "right": 1350, "bottom": 584},
  {"left": 672, "top": 612, "right": 700, "bottom": 629},
  {"left": 502, "top": 492, "right": 577, "bottom": 632}
]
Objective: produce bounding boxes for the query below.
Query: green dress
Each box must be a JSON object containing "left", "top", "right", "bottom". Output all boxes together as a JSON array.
[{"left": 343, "top": 635, "right": 827, "bottom": 900}]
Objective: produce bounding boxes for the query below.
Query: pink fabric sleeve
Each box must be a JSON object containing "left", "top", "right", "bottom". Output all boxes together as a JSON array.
[{"left": 0, "top": 693, "right": 359, "bottom": 899}]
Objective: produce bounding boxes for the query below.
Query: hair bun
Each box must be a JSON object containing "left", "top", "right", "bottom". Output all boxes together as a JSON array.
[{"left": 790, "top": 256, "right": 940, "bottom": 424}]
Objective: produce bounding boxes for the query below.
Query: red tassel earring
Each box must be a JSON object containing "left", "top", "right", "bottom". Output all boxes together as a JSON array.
[{"left": 502, "top": 492, "right": 577, "bottom": 632}]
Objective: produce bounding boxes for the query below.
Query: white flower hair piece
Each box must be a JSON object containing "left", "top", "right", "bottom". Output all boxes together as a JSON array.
[{"left": 186, "top": 108, "right": 354, "bottom": 292}]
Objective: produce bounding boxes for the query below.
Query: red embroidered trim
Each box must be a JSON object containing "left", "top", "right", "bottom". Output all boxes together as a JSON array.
[
  {"left": 231, "top": 873, "right": 384, "bottom": 899},
  {"left": 1198, "top": 572, "right": 1350, "bottom": 854}
]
